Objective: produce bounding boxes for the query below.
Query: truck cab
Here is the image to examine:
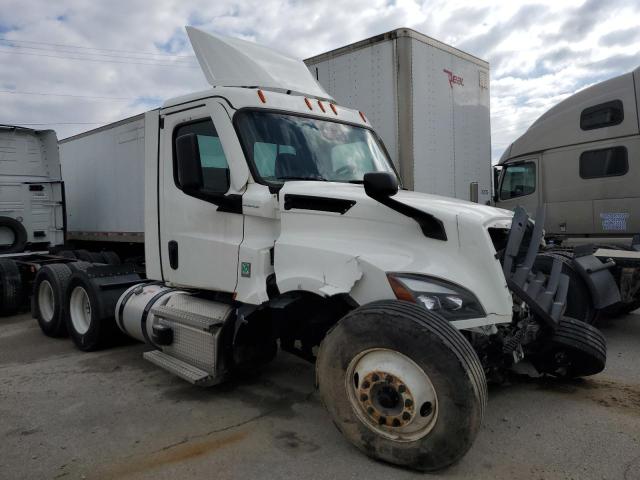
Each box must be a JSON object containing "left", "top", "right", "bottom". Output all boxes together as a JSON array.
[
  {"left": 0, "top": 125, "right": 64, "bottom": 253},
  {"left": 495, "top": 66, "right": 640, "bottom": 239}
]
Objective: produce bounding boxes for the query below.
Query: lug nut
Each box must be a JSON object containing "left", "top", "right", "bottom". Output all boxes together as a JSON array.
[
  {"left": 367, "top": 407, "right": 375, "bottom": 415},
  {"left": 360, "top": 394, "right": 368, "bottom": 402},
  {"left": 378, "top": 416, "right": 386, "bottom": 425},
  {"left": 372, "top": 374, "right": 380, "bottom": 382},
  {"left": 398, "top": 384, "right": 406, "bottom": 393},
  {"left": 404, "top": 399, "right": 413, "bottom": 408},
  {"left": 402, "top": 412, "right": 411, "bottom": 421},
  {"left": 362, "top": 381, "right": 370, "bottom": 389},
  {"left": 392, "top": 418, "right": 401, "bottom": 427},
  {"left": 386, "top": 375, "right": 394, "bottom": 383}
]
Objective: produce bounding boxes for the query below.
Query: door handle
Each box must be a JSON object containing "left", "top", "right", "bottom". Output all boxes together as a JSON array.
[{"left": 168, "top": 241, "right": 179, "bottom": 269}]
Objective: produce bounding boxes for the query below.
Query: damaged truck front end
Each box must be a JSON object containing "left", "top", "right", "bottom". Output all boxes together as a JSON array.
[{"left": 478, "top": 206, "right": 614, "bottom": 381}]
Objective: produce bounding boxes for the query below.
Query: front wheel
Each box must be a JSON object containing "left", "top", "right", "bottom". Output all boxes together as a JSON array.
[{"left": 316, "top": 300, "right": 487, "bottom": 472}]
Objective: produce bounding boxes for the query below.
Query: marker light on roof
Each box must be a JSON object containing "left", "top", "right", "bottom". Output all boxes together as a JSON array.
[
  {"left": 330, "top": 103, "right": 338, "bottom": 115},
  {"left": 257, "top": 90, "right": 266, "bottom": 103},
  {"left": 317, "top": 100, "right": 326, "bottom": 113},
  {"left": 359, "top": 111, "right": 367, "bottom": 123},
  {"left": 304, "top": 97, "right": 313, "bottom": 110}
]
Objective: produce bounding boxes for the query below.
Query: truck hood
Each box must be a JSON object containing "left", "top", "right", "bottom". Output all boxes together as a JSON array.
[
  {"left": 274, "top": 181, "right": 516, "bottom": 326},
  {"left": 279, "top": 181, "right": 513, "bottom": 230}
]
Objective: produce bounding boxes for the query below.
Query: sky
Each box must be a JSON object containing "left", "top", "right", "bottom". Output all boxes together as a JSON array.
[{"left": 1, "top": 0, "right": 639, "bottom": 161}]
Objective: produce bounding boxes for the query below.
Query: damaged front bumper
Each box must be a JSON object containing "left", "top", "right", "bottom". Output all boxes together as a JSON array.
[{"left": 502, "top": 207, "right": 620, "bottom": 328}]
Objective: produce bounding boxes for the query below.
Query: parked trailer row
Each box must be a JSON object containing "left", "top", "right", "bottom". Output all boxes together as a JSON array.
[{"left": 0, "top": 27, "right": 621, "bottom": 471}]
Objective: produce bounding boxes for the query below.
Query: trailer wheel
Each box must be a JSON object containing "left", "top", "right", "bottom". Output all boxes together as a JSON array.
[
  {"left": 532, "top": 317, "right": 606, "bottom": 378},
  {"left": 100, "top": 251, "right": 121, "bottom": 265},
  {"left": 0, "top": 259, "right": 23, "bottom": 316},
  {"left": 0, "top": 217, "right": 28, "bottom": 254},
  {"left": 33, "top": 264, "right": 72, "bottom": 337},
  {"left": 534, "top": 252, "right": 595, "bottom": 324},
  {"left": 65, "top": 273, "right": 114, "bottom": 351},
  {"left": 316, "top": 300, "right": 486, "bottom": 472},
  {"left": 73, "top": 249, "right": 93, "bottom": 262}
]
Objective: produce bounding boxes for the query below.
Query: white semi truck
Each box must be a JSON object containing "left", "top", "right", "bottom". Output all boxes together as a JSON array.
[
  {"left": 0, "top": 125, "right": 64, "bottom": 253},
  {"left": 3, "top": 28, "right": 618, "bottom": 471}
]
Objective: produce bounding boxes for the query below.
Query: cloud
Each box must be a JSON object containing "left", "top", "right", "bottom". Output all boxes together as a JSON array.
[
  {"left": 553, "top": 0, "right": 626, "bottom": 41},
  {"left": 0, "top": 0, "right": 638, "bottom": 163},
  {"left": 599, "top": 26, "right": 640, "bottom": 47}
]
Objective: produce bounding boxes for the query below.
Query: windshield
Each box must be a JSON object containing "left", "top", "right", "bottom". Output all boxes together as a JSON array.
[{"left": 235, "top": 110, "right": 397, "bottom": 184}]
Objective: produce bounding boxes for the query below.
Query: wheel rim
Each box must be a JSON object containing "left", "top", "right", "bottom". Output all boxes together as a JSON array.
[
  {"left": 38, "top": 280, "right": 55, "bottom": 323},
  {"left": 345, "top": 348, "right": 439, "bottom": 442},
  {"left": 69, "top": 286, "right": 91, "bottom": 335}
]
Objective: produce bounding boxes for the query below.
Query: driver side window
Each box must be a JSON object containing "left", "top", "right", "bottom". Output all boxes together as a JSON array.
[{"left": 500, "top": 162, "right": 536, "bottom": 200}]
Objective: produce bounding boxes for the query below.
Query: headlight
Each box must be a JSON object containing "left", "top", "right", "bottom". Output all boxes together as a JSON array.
[{"left": 387, "top": 273, "right": 485, "bottom": 321}]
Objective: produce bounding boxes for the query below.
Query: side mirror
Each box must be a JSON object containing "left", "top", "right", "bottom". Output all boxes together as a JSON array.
[
  {"left": 492, "top": 166, "right": 502, "bottom": 203},
  {"left": 363, "top": 172, "right": 399, "bottom": 199},
  {"left": 175, "top": 133, "right": 203, "bottom": 191}
]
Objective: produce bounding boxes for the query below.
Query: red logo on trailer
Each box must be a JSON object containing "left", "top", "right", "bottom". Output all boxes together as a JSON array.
[{"left": 443, "top": 69, "right": 463, "bottom": 88}]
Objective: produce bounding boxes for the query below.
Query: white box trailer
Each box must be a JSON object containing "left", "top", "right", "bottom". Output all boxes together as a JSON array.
[
  {"left": 305, "top": 28, "right": 492, "bottom": 204},
  {"left": 0, "top": 125, "right": 64, "bottom": 252},
  {"left": 59, "top": 114, "right": 146, "bottom": 243}
]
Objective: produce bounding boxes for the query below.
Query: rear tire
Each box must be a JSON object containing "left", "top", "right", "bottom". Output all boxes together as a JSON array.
[
  {"left": 316, "top": 300, "right": 486, "bottom": 472},
  {"left": 73, "top": 249, "right": 93, "bottom": 262},
  {"left": 33, "top": 263, "right": 72, "bottom": 337},
  {"left": 100, "top": 251, "right": 121, "bottom": 265},
  {"left": 65, "top": 273, "right": 116, "bottom": 351},
  {"left": 532, "top": 317, "right": 606, "bottom": 378},
  {"left": 0, "top": 259, "right": 23, "bottom": 316}
]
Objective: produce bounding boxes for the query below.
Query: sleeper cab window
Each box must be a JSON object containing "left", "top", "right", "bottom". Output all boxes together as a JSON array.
[
  {"left": 173, "top": 119, "right": 230, "bottom": 195},
  {"left": 579, "top": 146, "right": 628, "bottom": 179},
  {"left": 580, "top": 100, "right": 623, "bottom": 131},
  {"left": 500, "top": 162, "right": 536, "bottom": 200}
]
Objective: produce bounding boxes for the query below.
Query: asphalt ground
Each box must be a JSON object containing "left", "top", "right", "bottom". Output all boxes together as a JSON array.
[{"left": 1, "top": 311, "right": 639, "bottom": 480}]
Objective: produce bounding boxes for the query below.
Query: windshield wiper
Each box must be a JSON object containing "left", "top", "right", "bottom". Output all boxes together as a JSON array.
[{"left": 278, "top": 175, "right": 328, "bottom": 181}]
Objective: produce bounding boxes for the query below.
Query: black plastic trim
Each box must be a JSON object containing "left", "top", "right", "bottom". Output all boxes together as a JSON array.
[
  {"left": 284, "top": 194, "right": 356, "bottom": 214},
  {"left": 367, "top": 192, "right": 447, "bottom": 241}
]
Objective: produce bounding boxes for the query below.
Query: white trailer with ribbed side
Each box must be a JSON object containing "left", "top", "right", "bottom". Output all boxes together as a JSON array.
[
  {"left": 305, "top": 28, "right": 492, "bottom": 204},
  {"left": 13, "top": 26, "right": 621, "bottom": 471}
]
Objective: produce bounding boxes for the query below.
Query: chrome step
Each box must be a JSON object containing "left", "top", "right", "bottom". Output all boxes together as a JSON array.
[
  {"left": 143, "top": 350, "right": 215, "bottom": 386},
  {"left": 150, "top": 305, "right": 224, "bottom": 332}
]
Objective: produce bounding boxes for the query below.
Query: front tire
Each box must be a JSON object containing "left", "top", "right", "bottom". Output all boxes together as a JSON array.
[
  {"left": 316, "top": 300, "right": 486, "bottom": 472},
  {"left": 531, "top": 317, "right": 606, "bottom": 378}
]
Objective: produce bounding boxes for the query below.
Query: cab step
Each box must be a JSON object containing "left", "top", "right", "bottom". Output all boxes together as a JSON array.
[{"left": 143, "top": 349, "right": 215, "bottom": 386}]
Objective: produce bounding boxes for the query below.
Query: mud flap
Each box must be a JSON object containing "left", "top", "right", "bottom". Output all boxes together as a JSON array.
[
  {"left": 502, "top": 207, "right": 568, "bottom": 329},
  {"left": 571, "top": 249, "right": 621, "bottom": 309}
]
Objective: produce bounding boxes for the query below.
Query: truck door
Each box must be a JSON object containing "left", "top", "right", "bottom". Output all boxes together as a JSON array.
[
  {"left": 496, "top": 157, "right": 540, "bottom": 217},
  {"left": 158, "top": 103, "right": 244, "bottom": 292}
]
